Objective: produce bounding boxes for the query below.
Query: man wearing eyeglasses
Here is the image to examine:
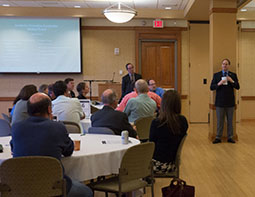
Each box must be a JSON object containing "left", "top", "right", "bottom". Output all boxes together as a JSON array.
[{"left": 147, "top": 79, "right": 165, "bottom": 98}]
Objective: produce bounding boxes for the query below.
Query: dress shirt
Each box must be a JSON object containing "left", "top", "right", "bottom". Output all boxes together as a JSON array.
[
  {"left": 116, "top": 91, "right": 161, "bottom": 112},
  {"left": 52, "top": 95, "right": 84, "bottom": 131},
  {"left": 152, "top": 87, "right": 165, "bottom": 98},
  {"left": 124, "top": 93, "right": 157, "bottom": 123},
  {"left": 222, "top": 70, "right": 228, "bottom": 76}
]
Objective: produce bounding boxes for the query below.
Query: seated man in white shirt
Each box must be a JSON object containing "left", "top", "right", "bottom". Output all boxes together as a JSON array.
[{"left": 52, "top": 80, "right": 85, "bottom": 131}]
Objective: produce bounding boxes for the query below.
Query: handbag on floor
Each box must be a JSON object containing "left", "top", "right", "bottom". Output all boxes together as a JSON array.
[{"left": 162, "top": 178, "right": 195, "bottom": 197}]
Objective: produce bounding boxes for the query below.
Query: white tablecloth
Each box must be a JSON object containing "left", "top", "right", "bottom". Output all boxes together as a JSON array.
[
  {"left": 80, "top": 118, "right": 91, "bottom": 133},
  {"left": 0, "top": 134, "right": 140, "bottom": 181}
]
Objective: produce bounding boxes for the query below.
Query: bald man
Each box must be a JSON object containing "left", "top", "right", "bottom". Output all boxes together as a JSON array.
[
  {"left": 11, "top": 93, "right": 93, "bottom": 197},
  {"left": 124, "top": 79, "right": 157, "bottom": 123},
  {"left": 91, "top": 89, "right": 137, "bottom": 138}
]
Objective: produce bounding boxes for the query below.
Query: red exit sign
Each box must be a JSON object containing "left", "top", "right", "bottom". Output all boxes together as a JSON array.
[{"left": 153, "top": 19, "right": 163, "bottom": 28}]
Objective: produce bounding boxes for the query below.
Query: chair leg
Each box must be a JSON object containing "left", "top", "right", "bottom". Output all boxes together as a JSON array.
[{"left": 151, "top": 182, "right": 154, "bottom": 197}]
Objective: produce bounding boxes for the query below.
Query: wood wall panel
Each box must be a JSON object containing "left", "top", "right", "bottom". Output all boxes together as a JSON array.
[{"left": 240, "top": 32, "right": 255, "bottom": 96}]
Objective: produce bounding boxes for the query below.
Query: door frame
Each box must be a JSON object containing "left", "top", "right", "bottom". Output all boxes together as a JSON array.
[
  {"left": 135, "top": 30, "right": 182, "bottom": 93},
  {"left": 138, "top": 39, "right": 178, "bottom": 90}
]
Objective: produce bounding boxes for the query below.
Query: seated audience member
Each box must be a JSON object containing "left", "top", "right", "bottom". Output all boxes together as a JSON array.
[
  {"left": 47, "top": 83, "right": 56, "bottom": 100},
  {"left": 52, "top": 81, "right": 85, "bottom": 131},
  {"left": 38, "top": 84, "right": 49, "bottom": 95},
  {"left": 124, "top": 79, "right": 157, "bottom": 123},
  {"left": 11, "top": 84, "right": 37, "bottom": 125},
  {"left": 10, "top": 93, "right": 93, "bottom": 197},
  {"left": 76, "top": 82, "right": 90, "bottom": 99},
  {"left": 149, "top": 90, "right": 188, "bottom": 174},
  {"left": 91, "top": 89, "right": 137, "bottom": 138},
  {"left": 64, "top": 78, "right": 76, "bottom": 98},
  {"left": 116, "top": 90, "right": 161, "bottom": 112},
  {"left": 148, "top": 79, "right": 165, "bottom": 98}
]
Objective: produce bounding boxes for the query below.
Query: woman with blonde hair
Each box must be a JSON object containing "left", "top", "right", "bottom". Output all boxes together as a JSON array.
[{"left": 149, "top": 90, "right": 188, "bottom": 173}]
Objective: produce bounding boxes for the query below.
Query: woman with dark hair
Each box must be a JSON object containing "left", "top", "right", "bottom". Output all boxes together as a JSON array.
[
  {"left": 149, "top": 90, "right": 188, "bottom": 173},
  {"left": 11, "top": 85, "right": 37, "bottom": 125},
  {"left": 38, "top": 84, "right": 49, "bottom": 95},
  {"left": 76, "top": 82, "right": 89, "bottom": 99}
]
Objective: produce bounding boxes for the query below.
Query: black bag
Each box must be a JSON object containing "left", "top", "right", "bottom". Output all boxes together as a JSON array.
[{"left": 162, "top": 178, "right": 195, "bottom": 197}]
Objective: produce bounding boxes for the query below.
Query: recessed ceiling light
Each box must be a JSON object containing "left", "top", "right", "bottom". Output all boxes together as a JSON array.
[
  {"left": 165, "top": 7, "right": 172, "bottom": 10},
  {"left": 74, "top": 5, "right": 81, "bottom": 8},
  {"left": 2, "top": 4, "right": 10, "bottom": 7},
  {"left": 240, "top": 8, "right": 247, "bottom": 12}
]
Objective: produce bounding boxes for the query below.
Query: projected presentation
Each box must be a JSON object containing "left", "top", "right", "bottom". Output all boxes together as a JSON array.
[{"left": 0, "top": 17, "right": 81, "bottom": 73}]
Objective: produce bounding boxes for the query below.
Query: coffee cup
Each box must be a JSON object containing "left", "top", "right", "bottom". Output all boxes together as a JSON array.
[
  {"left": 222, "top": 77, "right": 228, "bottom": 85},
  {"left": 74, "top": 140, "right": 81, "bottom": 151}
]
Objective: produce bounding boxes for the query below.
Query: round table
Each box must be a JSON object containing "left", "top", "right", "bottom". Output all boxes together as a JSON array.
[
  {"left": 80, "top": 118, "right": 91, "bottom": 133},
  {"left": 0, "top": 134, "right": 140, "bottom": 181}
]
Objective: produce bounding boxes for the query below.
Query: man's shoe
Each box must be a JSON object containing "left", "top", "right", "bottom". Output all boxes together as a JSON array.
[
  {"left": 227, "top": 138, "right": 236, "bottom": 143},
  {"left": 213, "top": 139, "right": 221, "bottom": 144}
]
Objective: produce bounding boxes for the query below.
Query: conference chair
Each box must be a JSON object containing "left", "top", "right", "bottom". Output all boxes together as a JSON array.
[
  {"left": 62, "top": 121, "right": 81, "bottom": 134},
  {"left": 0, "top": 156, "right": 66, "bottom": 197},
  {"left": 0, "top": 119, "right": 11, "bottom": 137},
  {"left": 1, "top": 113, "right": 11, "bottom": 124},
  {"left": 88, "top": 127, "right": 115, "bottom": 135},
  {"left": 154, "top": 134, "right": 187, "bottom": 178},
  {"left": 134, "top": 116, "right": 155, "bottom": 142},
  {"left": 89, "top": 142, "right": 155, "bottom": 197}
]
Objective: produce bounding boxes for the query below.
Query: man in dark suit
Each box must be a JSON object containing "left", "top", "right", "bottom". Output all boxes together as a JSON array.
[
  {"left": 120, "top": 63, "right": 142, "bottom": 102},
  {"left": 91, "top": 89, "right": 137, "bottom": 138},
  {"left": 210, "top": 58, "right": 240, "bottom": 144}
]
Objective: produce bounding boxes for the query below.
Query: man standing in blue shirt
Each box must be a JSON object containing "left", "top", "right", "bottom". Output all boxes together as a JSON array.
[{"left": 148, "top": 79, "right": 165, "bottom": 98}]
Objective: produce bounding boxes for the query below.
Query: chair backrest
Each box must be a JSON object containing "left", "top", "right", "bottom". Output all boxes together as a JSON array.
[
  {"left": 119, "top": 142, "right": 155, "bottom": 183},
  {"left": 134, "top": 116, "right": 154, "bottom": 140},
  {"left": 62, "top": 121, "right": 81, "bottom": 134},
  {"left": 174, "top": 134, "right": 187, "bottom": 176},
  {"left": 88, "top": 127, "right": 115, "bottom": 135},
  {"left": 1, "top": 113, "right": 11, "bottom": 124},
  {"left": 0, "top": 156, "right": 66, "bottom": 197},
  {"left": 0, "top": 119, "right": 11, "bottom": 137}
]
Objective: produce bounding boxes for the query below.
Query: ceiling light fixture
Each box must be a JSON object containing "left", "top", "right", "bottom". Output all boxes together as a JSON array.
[
  {"left": 240, "top": 8, "right": 247, "bottom": 12},
  {"left": 165, "top": 7, "right": 172, "bottom": 10},
  {"left": 74, "top": 5, "right": 81, "bottom": 8},
  {"left": 2, "top": 4, "right": 10, "bottom": 7},
  {"left": 103, "top": 2, "right": 137, "bottom": 24}
]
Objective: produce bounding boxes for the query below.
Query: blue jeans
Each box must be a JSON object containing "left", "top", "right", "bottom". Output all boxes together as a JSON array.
[{"left": 68, "top": 180, "right": 93, "bottom": 197}]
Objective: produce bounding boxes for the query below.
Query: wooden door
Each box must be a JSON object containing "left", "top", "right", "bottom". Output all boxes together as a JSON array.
[
  {"left": 189, "top": 24, "right": 210, "bottom": 123},
  {"left": 141, "top": 42, "right": 175, "bottom": 88}
]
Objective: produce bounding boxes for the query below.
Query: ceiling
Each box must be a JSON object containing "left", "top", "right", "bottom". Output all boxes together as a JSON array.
[
  {"left": 0, "top": 0, "right": 189, "bottom": 9},
  {"left": 0, "top": 0, "right": 253, "bottom": 20}
]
